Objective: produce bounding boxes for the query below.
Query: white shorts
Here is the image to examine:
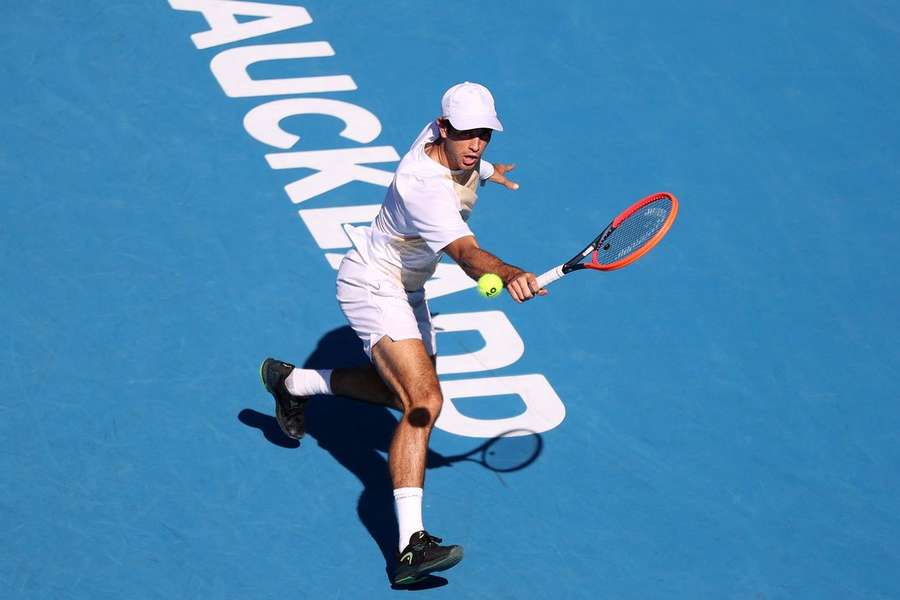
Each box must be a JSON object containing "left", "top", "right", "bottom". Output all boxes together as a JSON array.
[{"left": 336, "top": 250, "right": 436, "bottom": 360}]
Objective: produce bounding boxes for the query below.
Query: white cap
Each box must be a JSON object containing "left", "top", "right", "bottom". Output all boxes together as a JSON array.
[{"left": 440, "top": 81, "right": 504, "bottom": 132}]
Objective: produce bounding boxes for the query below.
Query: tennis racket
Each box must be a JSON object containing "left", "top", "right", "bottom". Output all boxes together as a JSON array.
[{"left": 535, "top": 192, "right": 679, "bottom": 288}]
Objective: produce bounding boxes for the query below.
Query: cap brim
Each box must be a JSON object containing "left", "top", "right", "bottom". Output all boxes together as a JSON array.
[{"left": 447, "top": 114, "right": 504, "bottom": 132}]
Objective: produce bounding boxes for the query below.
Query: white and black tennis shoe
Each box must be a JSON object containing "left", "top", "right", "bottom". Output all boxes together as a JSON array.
[
  {"left": 393, "top": 531, "right": 463, "bottom": 586},
  {"left": 259, "top": 358, "right": 307, "bottom": 440}
]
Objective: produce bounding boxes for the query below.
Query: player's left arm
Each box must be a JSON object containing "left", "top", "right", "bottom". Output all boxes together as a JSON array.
[{"left": 480, "top": 160, "right": 519, "bottom": 190}]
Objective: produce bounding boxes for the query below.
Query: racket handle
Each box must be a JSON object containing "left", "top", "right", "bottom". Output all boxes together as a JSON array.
[{"left": 535, "top": 265, "right": 565, "bottom": 288}]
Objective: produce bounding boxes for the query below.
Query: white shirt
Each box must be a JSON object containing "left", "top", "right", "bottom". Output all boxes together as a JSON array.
[{"left": 349, "top": 121, "right": 494, "bottom": 291}]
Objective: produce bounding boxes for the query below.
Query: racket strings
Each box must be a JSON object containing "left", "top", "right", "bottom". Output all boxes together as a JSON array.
[{"left": 596, "top": 196, "right": 673, "bottom": 265}]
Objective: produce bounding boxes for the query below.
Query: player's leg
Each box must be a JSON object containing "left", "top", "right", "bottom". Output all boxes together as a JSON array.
[
  {"left": 370, "top": 337, "right": 441, "bottom": 488},
  {"left": 262, "top": 355, "right": 434, "bottom": 439},
  {"left": 331, "top": 360, "right": 442, "bottom": 411},
  {"left": 332, "top": 365, "right": 398, "bottom": 407},
  {"left": 369, "top": 336, "right": 462, "bottom": 584},
  {"left": 285, "top": 363, "right": 402, "bottom": 409},
  {"left": 260, "top": 358, "right": 404, "bottom": 439}
]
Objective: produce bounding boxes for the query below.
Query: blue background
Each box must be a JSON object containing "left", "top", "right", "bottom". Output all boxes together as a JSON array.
[{"left": 2, "top": 1, "right": 899, "bottom": 598}]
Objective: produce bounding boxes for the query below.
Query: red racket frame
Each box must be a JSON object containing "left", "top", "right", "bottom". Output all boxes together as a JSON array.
[{"left": 581, "top": 192, "right": 679, "bottom": 272}]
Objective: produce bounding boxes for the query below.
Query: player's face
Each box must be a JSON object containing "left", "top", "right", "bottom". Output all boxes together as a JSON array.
[{"left": 439, "top": 121, "right": 492, "bottom": 171}]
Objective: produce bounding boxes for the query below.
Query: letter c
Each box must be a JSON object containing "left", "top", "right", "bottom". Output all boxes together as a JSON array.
[{"left": 243, "top": 98, "right": 382, "bottom": 149}]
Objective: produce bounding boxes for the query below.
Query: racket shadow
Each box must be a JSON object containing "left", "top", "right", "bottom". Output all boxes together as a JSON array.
[{"left": 427, "top": 429, "right": 545, "bottom": 487}]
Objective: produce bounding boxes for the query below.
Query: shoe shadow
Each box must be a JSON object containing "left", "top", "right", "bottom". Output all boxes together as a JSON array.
[
  {"left": 237, "top": 409, "right": 299, "bottom": 449},
  {"left": 390, "top": 575, "right": 449, "bottom": 591},
  {"left": 240, "top": 326, "right": 450, "bottom": 588}
]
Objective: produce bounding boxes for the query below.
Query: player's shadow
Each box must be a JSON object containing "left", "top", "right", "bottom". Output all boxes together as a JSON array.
[{"left": 238, "top": 326, "right": 449, "bottom": 589}]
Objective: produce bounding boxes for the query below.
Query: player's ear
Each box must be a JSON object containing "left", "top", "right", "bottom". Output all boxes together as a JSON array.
[{"left": 436, "top": 117, "right": 450, "bottom": 139}]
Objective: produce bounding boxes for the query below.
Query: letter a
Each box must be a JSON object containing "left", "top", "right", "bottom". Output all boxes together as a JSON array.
[{"left": 169, "top": 0, "right": 312, "bottom": 50}]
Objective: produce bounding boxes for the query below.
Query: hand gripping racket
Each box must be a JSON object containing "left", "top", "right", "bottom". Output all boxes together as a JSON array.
[{"left": 535, "top": 192, "right": 679, "bottom": 288}]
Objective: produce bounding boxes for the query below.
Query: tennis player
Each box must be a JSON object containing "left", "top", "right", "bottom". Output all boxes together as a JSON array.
[{"left": 261, "top": 81, "right": 545, "bottom": 585}]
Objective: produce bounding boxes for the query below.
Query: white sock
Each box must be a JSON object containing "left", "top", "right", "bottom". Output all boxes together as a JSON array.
[
  {"left": 285, "top": 368, "right": 333, "bottom": 396},
  {"left": 394, "top": 487, "right": 424, "bottom": 552}
]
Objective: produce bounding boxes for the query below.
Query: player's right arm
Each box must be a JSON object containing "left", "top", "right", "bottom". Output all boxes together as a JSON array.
[
  {"left": 443, "top": 235, "right": 546, "bottom": 303},
  {"left": 396, "top": 174, "right": 543, "bottom": 302}
]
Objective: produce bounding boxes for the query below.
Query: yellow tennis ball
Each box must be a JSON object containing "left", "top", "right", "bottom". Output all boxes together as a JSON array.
[{"left": 477, "top": 273, "right": 504, "bottom": 298}]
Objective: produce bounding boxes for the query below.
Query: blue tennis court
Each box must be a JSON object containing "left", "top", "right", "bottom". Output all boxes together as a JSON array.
[{"left": 3, "top": 1, "right": 900, "bottom": 598}]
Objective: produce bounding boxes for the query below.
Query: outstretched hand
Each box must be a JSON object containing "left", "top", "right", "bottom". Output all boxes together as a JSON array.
[{"left": 489, "top": 163, "right": 519, "bottom": 190}]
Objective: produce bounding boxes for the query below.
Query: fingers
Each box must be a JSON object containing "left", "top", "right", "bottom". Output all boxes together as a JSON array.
[
  {"left": 493, "top": 164, "right": 519, "bottom": 190},
  {"left": 527, "top": 274, "right": 548, "bottom": 297},
  {"left": 494, "top": 173, "right": 519, "bottom": 190},
  {"left": 506, "top": 272, "right": 545, "bottom": 303},
  {"left": 500, "top": 164, "right": 518, "bottom": 190}
]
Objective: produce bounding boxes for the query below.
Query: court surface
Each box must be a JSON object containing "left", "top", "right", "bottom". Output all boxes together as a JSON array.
[{"left": 3, "top": 1, "right": 900, "bottom": 598}]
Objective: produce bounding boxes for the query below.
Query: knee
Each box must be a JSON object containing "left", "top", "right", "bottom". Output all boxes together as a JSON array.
[{"left": 405, "top": 389, "right": 443, "bottom": 428}]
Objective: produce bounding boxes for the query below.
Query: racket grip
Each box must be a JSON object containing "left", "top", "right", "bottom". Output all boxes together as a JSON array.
[{"left": 535, "top": 265, "right": 565, "bottom": 288}]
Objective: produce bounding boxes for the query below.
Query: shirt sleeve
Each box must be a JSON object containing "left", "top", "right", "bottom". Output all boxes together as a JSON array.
[
  {"left": 397, "top": 174, "right": 473, "bottom": 253},
  {"left": 479, "top": 159, "right": 495, "bottom": 180}
]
